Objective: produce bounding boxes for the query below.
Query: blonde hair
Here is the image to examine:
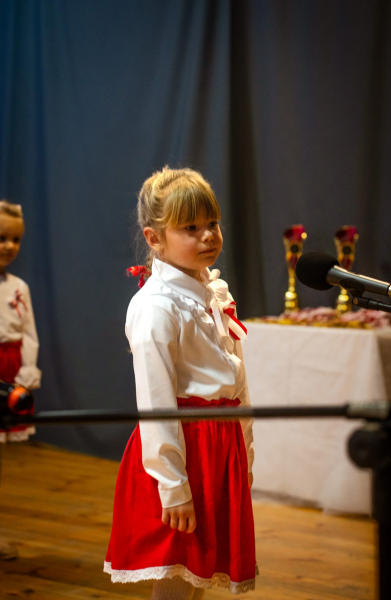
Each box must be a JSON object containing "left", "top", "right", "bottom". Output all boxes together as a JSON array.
[
  {"left": 0, "top": 199, "right": 24, "bottom": 220},
  {"left": 137, "top": 166, "right": 221, "bottom": 271}
]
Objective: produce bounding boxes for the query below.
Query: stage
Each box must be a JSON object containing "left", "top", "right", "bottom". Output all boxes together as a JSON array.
[{"left": 0, "top": 441, "right": 375, "bottom": 599}]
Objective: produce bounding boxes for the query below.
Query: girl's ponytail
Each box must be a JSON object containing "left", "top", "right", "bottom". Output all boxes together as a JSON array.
[{"left": 145, "top": 250, "right": 154, "bottom": 273}]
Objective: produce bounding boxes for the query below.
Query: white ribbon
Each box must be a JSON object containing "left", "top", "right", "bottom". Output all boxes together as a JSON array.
[{"left": 209, "top": 295, "right": 228, "bottom": 339}]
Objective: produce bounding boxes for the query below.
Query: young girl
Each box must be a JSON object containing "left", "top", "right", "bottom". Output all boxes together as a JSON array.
[
  {"left": 0, "top": 200, "right": 41, "bottom": 442},
  {"left": 0, "top": 200, "right": 41, "bottom": 560},
  {"left": 104, "top": 168, "right": 256, "bottom": 598}
]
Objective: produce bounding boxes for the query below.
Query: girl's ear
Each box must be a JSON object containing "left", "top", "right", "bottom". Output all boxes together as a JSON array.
[{"left": 144, "top": 227, "right": 162, "bottom": 252}]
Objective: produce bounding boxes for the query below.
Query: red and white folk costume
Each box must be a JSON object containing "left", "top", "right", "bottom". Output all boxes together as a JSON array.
[
  {"left": 0, "top": 272, "right": 41, "bottom": 443},
  {"left": 105, "top": 259, "right": 256, "bottom": 594}
]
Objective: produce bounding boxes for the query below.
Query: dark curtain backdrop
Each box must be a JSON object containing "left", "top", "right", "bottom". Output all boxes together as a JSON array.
[{"left": 1, "top": 0, "right": 390, "bottom": 459}]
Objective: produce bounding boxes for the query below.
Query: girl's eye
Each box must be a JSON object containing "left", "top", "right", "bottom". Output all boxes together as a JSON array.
[
  {"left": 209, "top": 221, "right": 219, "bottom": 228},
  {"left": 186, "top": 225, "right": 197, "bottom": 231},
  {"left": 13, "top": 237, "right": 20, "bottom": 243},
  {"left": 0, "top": 236, "right": 5, "bottom": 243}
]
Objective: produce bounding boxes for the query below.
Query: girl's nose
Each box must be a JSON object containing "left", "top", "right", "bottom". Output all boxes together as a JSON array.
[{"left": 202, "top": 228, "right": 213, "bottom": 241}]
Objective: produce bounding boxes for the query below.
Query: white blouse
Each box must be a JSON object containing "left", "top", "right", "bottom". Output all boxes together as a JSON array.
[
  {"left": 125, "top": 259, "right": 254, "bottom": 508},
  {"left": 0, "top": 272, "right": 41, "bottom": 390}
]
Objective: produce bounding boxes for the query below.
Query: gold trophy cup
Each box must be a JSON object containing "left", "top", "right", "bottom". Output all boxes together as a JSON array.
[
  {"left": 334, "top": 226, "right": 359, "bottom": 314},
  {"left": 283, "top": 225, "right": 307, "bottom": 313}
]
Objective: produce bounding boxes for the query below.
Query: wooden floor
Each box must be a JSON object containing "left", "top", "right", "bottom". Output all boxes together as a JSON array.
[{"left": 0, "top": 442, "right": 375, "bottom": 600}]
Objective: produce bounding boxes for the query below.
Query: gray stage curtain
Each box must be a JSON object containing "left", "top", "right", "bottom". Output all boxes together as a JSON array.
[{"left": 1, "top": 0, "right": 390, "bottom": 458}]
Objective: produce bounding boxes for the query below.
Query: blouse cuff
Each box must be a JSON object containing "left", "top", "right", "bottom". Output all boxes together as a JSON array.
[
  {"left": 14, "top": 366, "right": 42, "bottom": 390},
  {"left": 158, "top": 480, "right": 192, "bottom": 508}
]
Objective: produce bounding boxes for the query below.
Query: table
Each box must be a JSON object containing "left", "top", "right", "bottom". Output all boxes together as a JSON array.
[{"left": 242, "top": 323, "right": 391, "bottom": 514}]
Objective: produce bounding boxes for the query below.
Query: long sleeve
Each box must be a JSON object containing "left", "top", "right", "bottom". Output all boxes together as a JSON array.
[
  {"left": 14, "top": 284, "right": 42, "bottom": 390},
  {"left": 126, "top": 300, "right": 192, "bottom": 508},
  {"left": 234, "top": 339, "right": 254, "bottom": 473}
]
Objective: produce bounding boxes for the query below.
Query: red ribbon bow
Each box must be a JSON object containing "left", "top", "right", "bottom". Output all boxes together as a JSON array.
[
  {"left": 223, "top": 304, "right": 247, "bottom": 341},
  {"left": 126, "top": 266, "right": 152, "bottom": 288},
  {"left": 209, "top": 301, "right": 247, "bottom": 341},
  {"left": 9, "top": 290, "right": 27, "bottom": 318}
]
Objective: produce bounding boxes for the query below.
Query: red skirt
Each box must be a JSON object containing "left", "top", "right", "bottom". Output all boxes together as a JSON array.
[
  {"left": 104, "top": 397, "right": 257, "bottom": 594},
  {"left": 0, "top": 340, "right": 22, "bottom": 383},
  {"left": 0, "top": 340, "right": 34, "bottom": 441}
]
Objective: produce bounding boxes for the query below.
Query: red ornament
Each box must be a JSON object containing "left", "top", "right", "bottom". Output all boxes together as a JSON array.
[
  {"left": 9, "top": 290, "right": 27, "bottom": 318},
  {"left": 283, "top": 225, "right": 306, "bottom": 243},
  {"left": 335, "top": 225, "right": 358, "bottom": 244},
  {"left": 335, "top": 226, "right": 359, "bottom": 271},
  {"left": 283, "top": 225, "right": 307, "bottom": 272}
]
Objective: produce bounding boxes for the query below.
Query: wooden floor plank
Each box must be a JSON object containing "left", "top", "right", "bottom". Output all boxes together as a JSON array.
[{"left": 0, "top": 442, "right": 375, "bottom": 599}]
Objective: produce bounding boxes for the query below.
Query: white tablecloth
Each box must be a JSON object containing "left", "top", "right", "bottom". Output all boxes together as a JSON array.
[{"left": 242, "top": 323, "right": 391, "bottom": 514}]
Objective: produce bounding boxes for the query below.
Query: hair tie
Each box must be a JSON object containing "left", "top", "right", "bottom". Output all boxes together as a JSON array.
[{"left": 126, "top": 265, "right": 152, "bottom": 288}]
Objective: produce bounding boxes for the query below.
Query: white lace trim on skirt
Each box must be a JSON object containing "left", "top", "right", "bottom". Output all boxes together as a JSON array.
[
  {"left": 0, "top": 426, "right": 35, "bottom": 443},
  {"left": 103, "top": 561, "right": 255, "bottom": 594}
]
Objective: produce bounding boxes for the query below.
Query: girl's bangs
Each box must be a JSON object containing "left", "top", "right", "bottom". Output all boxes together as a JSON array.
[{"left": 165, "top": 186, "right": 221, "bottom": 227}]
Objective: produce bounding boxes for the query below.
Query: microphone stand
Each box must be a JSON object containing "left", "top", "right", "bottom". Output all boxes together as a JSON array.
[
  {"left": 350, "top": 290, "right": 391, "bottom": 314},
  {"left": 349, "top": 419, "right": 391, "bottom": 600},
  {"left": 345, "top": 288, "right": 391, "bottom": 599}
]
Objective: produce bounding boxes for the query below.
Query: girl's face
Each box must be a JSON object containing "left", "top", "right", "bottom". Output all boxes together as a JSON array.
[
  {"left": 145, "top": 209, "right": 223, "bottom": 280},
  {"left": 0, "top": 214, "right": 25, "bottom": 273}
]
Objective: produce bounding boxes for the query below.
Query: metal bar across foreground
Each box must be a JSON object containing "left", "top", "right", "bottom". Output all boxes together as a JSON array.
[
  {"left": 2, "top": 401, "right": 391, "bottom": 428},
  {"left": 4, "top": 400, "right": 391, "bottom": 600}
]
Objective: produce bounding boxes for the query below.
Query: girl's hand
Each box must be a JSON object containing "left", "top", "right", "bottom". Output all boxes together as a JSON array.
[
  {"left": 248, "top": 472, "right": 254, "bottom": 489},
  {"left": 162, "top": 499, "right": 196, "bottom": 533}
]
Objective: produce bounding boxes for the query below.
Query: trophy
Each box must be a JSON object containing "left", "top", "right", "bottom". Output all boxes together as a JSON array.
[
  {"left": 334, "top": 225, "right": 359, "bottom": 314},
  {"left": 283, "top": 225, "right": 307, "bottom": 313}
]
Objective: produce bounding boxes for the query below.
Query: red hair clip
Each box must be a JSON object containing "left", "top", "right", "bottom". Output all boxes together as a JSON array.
[{"left": 126, "top": 266, "right": 152, "bottom": 288}]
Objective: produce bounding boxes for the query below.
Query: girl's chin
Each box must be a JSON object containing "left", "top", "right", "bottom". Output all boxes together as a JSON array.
[{"left": 199, "top": 258, "right": 217, "bottom": 269}]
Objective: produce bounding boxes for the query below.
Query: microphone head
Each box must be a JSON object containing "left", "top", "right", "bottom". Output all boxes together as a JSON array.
[{"left": 296, "top": 252, "right": 339, "bottom": 290}]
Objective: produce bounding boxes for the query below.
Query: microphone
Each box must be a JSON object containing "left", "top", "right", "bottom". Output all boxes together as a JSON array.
[{"left": 296, "top": 252, "right": 391, "bottom": 297}]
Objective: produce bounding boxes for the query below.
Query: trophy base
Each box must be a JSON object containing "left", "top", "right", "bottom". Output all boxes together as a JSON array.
[
  {"left": 284, "top": 290, "right": 299, "bottom": 313},
  {"left": 336, "top": 288, "right": 352, "bottom": 315}
]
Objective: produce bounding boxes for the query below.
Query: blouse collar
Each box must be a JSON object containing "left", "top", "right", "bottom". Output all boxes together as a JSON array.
[{"left": 152, "top": 258, "right": 219, "bottom": 307}]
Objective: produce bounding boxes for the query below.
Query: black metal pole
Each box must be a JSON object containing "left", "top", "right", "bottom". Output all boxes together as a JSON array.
[
  {"left": 374, "top": 467, "right": 391, "bottom": 600},
  {"left": 0, "top": 404, "right": 348, "bottom": 428},
  {"left": 351, "top": 294, "right": 391, "bottom": 314},
  {"left": 1, "top": 401, "right": 390, "bottom": 429},
  {"left": 348, "top": 422, "right": 391, "bottom": 600}
]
